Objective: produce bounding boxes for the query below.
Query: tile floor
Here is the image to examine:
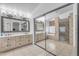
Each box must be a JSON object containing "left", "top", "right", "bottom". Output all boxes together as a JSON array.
[
  {"left": 0, "top": 45, "right": 53, "bottom": 56},
  {"left": 0, "top": 39, "right": 72, "bottom": 56},
  {"left": 36, "top": 39, "right": 73, "bottom": 56}
]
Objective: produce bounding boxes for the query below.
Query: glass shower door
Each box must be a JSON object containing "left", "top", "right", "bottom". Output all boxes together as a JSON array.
[
  {"left": 34, "top": 16, "right": 46, "bottom": 49},
  {"left": 34, "top": 4, "right": 74, "bottom": 56}
]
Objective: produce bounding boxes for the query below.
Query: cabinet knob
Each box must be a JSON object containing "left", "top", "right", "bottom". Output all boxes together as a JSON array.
[{"left": 28, "top": 40, "right": 30, "bottom": 42}]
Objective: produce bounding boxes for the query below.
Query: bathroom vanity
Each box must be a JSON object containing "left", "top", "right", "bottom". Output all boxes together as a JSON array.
[
  {"left": 0, "top": 33, "right": 32, "bottom": 52},
  {"left": 0, "top": 15, "right": 32, "bottom": 52}
]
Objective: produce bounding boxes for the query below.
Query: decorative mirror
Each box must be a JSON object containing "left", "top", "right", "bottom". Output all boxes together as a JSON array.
[{"left": 1, "top": 16, "right": 30, "bottom": 32}]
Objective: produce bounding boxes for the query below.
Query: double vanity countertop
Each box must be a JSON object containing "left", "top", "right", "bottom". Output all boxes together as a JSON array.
[{"left": 0, "top": 32, "right": 32, "bottom": 38}]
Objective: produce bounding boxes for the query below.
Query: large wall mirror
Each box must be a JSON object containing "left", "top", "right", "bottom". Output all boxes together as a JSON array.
[
  {"left": 21, "top": 20, "right": 30, "bottom": 32},
  {"left": 1, "top": 16, "right": 30, "bottom": 32},
  {"left": 13, "top": 22, "right": 20, "bottom": 32}
]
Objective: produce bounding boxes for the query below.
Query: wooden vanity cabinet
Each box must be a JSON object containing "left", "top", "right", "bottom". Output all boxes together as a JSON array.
[
  {"left": 0, "top": 34, "right": 32, "bottom": 52},
  {"left": 20, "top": 35, "right": 26, "bottom": 45},
  {"left": 24, "top": 35, "right": 29, "bottom": 44},
  {"left": 7, "top": 37, "right": 16, "bottom": 49},
  {"left": 0, "top": 37, "right": 16, "bottom": 52},
  {"left": 20, "top": 35, "right": 28, "bottom": 46}
]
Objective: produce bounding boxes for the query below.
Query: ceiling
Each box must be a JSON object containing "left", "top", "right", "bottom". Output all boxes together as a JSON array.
[
  {"left": 0, "top": 3, "right": 40, "bottom": 14},
  {"left": 32, "top": 3, "right": 67, "bottom": 18},
  {"left": 0, "top": 3, "right": 70, "bottom": 18}
]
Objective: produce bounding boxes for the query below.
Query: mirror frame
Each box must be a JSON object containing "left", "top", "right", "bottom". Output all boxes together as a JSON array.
[{"left": 1, "top": 16, "right": 30, "bottom": 33}]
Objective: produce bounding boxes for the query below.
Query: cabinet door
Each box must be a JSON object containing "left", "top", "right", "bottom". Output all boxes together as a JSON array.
[
  {"left": 15, "top": 36, "right": 21, "bottom": 47},
  {"left": 23, "top": 35, "right": 28, "bottom": 45},
  {"left": 24, "top": 36, "right": 29, "bottom": 45},
  {"left": 7, "top": 37, "right": 16, "bottom": 49},
  {"left": 0, "top": 38, "right": 8, "bottom": 52},
  {"left": 20, "top": 36, "right": 26, "bottom": 46},
  {"left": 28, "top": 35, "right": 32, "bottom": 44}
]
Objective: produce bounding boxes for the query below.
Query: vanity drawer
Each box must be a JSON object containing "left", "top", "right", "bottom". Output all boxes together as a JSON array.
[
  {"left": 15, "top": 41, "right": 22, "bottom": 47},
  {"left": 15, "top": 36, "right": 22, "bottom": 42}
]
